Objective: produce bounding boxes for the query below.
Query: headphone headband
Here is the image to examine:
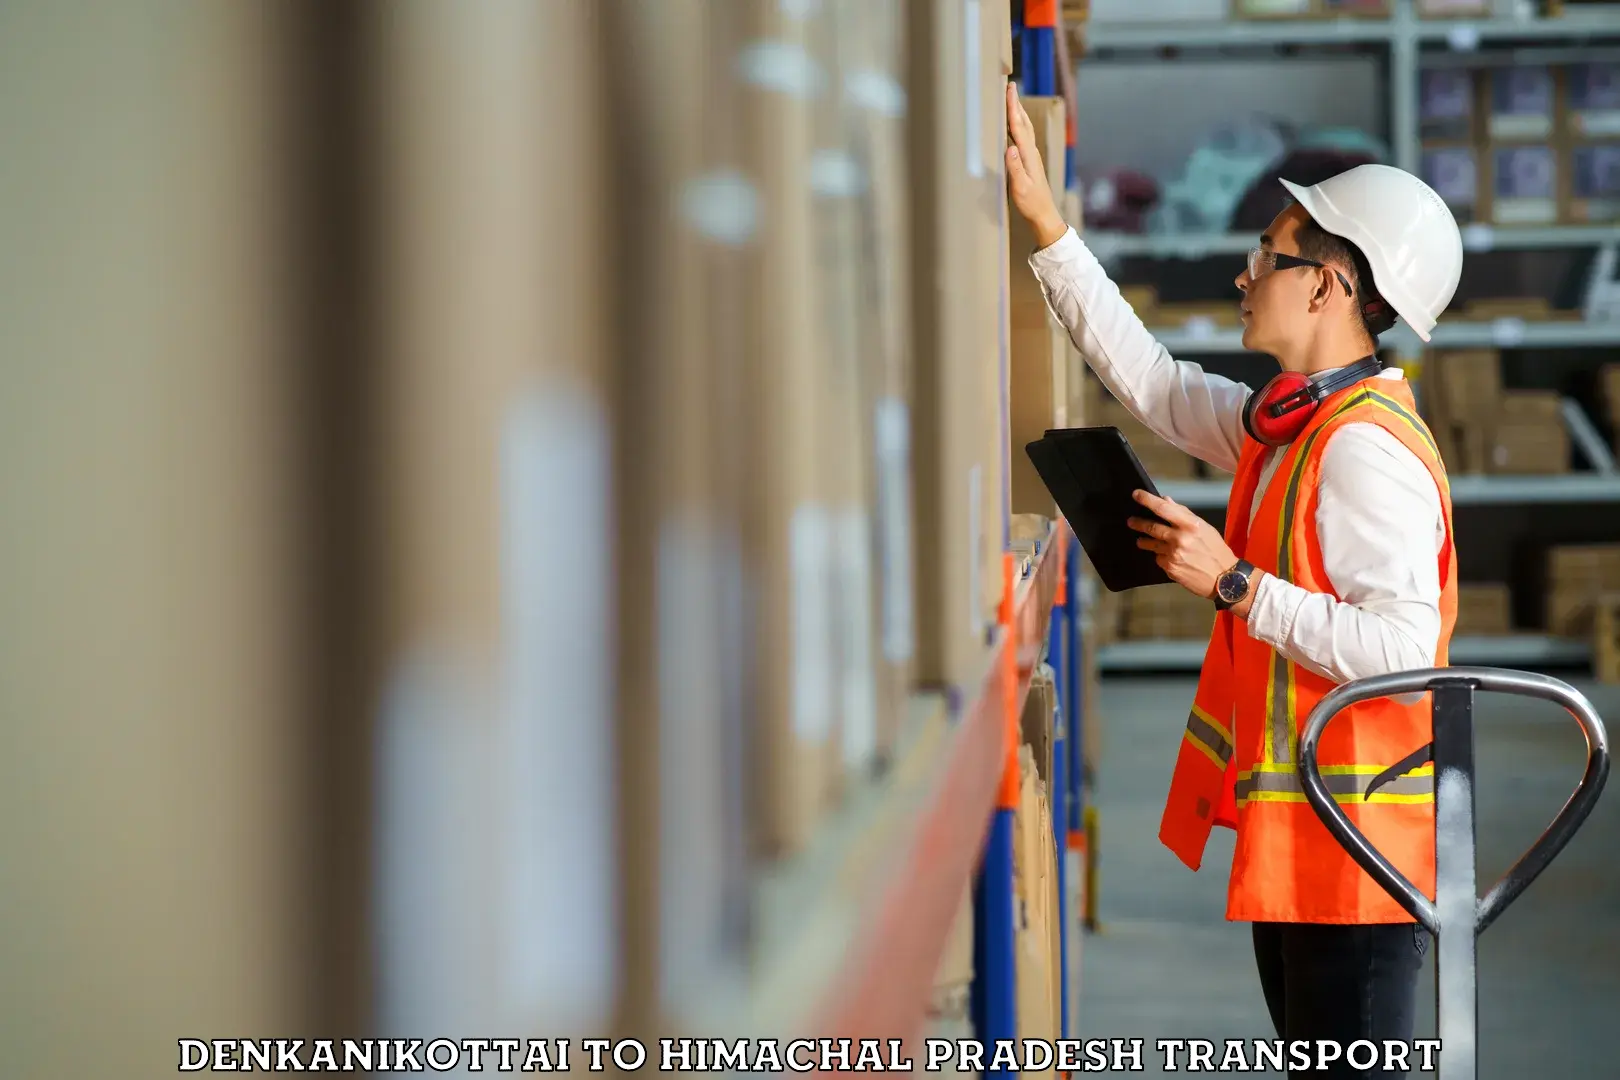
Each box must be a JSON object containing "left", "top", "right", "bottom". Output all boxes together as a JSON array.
[
  {"left": 1310, "top": 354, "right": 1383, "bottom": 399},
  {"left": 1264, "top": 355, "right": 1384, "bottom": 420}
]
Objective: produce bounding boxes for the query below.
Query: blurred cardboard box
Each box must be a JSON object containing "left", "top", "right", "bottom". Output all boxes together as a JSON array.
[
  {"left": 1486, "top": 144, "right": 1559, "bottom": 225},
  {"left": 1599, "top": 363, "right": 1620, "bottom": 429},
  {"left": 1486, "top": 66, "right": 1558, "bottom": 142},
  {"left": 1420, "top": 70, "right": 1478, "bottom": 142},
  {"left": 1487, "top": 419, "right": 1568, "bottom": 474},
  {"left": 1595, "top": 594, "right": 1620, "bottom": 685},
  {"left": 1417, "top": 0, "right": 1491, "bottom": 13},
  {"left": 1013, "top": 744, "right": 1058, "bottom": 1075},
  {"left": 906, "top": 0, "right": 1002, "bottom": 689},
  {"left": 930, "top": 883, "right": 976, "bottom": 1007},
  {"left": 1428, "top": 349, "right": 1503, "bottom": 424},
  {"left": 1456, "top": 583, "right": 1513, "bottom": 636},
  {"left": 1563, "top": 142, "right": 1620, "bottom": 224},
  {"left": 1566, "top": 63, "right": 1620, "bottom": 139},
  {"left": 1421, "top": 143, "right": 1482, "bottom": 224},
  {"left": 738, "top": 0, "right": 838, "bottom": 856},
  {"left": 978, "top": 0, "right": 1014, "bottom": 634},
  {"left": 1544, "top": 544, "right": 1620, "bottom": 635},
  {"left": 1011, "top": 320, "right": 1071, "bottom": 517}
]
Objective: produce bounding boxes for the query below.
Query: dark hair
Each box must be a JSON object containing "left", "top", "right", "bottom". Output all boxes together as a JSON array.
[{"left": 1293, "top": 215, "right": 1394, "bottom": 340}]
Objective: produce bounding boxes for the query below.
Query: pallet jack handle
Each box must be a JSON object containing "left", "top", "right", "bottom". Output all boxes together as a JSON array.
[{"left": 1298, "top": 667, "right": 1610, "bottom": 1080}]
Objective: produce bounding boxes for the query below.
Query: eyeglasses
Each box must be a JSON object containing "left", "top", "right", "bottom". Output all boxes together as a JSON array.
[{"left": 1247, "top": 247, "right": 1354, "bottom": 297}]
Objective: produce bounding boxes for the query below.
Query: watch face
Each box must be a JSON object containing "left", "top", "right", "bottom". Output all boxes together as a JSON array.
[{"left": 1218, "top": 570, "right": 1248, "bottom": 604}]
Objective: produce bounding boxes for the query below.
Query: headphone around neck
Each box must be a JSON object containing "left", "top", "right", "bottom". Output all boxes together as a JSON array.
[{"left": 1241, "top": 355, "right": 1384, "bottom": 447}]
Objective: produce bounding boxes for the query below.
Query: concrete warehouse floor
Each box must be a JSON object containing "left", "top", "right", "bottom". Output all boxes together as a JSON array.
[{"left": 1076, "top": 674, "right": 1620, "bottom": 1079}]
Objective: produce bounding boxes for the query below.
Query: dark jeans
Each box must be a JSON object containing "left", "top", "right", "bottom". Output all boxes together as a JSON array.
[{"left": 1252, "top": 921, "right": 1429, "bottom": 1078}]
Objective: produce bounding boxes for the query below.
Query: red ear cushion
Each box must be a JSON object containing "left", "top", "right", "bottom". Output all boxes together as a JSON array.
[{"left": 1244, "top": 372, "right": 1314, "bottom": 447}]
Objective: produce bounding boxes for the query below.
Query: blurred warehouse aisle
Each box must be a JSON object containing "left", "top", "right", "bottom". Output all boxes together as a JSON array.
[{"left": 1079, "top": 674, "right": 1620, "bottom": 1079}]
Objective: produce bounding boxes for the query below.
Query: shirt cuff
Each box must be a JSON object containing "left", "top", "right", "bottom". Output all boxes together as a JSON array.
[
  {"left": 1027, "top": 225, "right": 1083, "bottom": 273},
  {"left": 1246, "top": 572, "right": 1306, "bottom": 653}
]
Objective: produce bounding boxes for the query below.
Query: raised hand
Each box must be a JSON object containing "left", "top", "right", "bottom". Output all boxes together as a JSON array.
[{"left": 1005, "top": 82, "right": 1068, "bottom": 249}]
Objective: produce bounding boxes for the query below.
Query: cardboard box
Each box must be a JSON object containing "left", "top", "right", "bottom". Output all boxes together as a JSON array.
[
  {"left": 1011, "top": 320, "right": 1071, "bottom": 516},
  {"left": 1428, "top": 349, "right": 1503, "bottom": 425},
  {"left": 1549, "top": 585, "right": 1602, "bottom": 636},
  {"left": 1420, "top": 70, "right": 1478, "bottom": 142},
  {"left": 931, "top": 882, "right": 976, "bottom": 1000},
  {"left": 1013, "top": 744, "right": 1059, "bottom": 1074},
  {"left": 1010, "top": 96, "right": 1068, "bottom": 330},
  {"left": 1421, "top": 144, "right": 1482, "bottom": 224},
  {"left": 1595, "top": 593, "right": 1620, "bottom": 685},
  {"left": 1487, "top": 419, "right": 1568, "bottom": 474},
  {"left": 1456, "top": 583, "right": 1514, "bottom": 636},
  {"left": 1566, "top": 63, "right": 1620, "bottom": 139},
  {"left": 1023, "top": 668, "right": 1058, "bottom": 792},
  {"left": 1233, "top": 0, "right": 1314, "bottom": 16},
  {"left": 843, "top": 0, "right": 917, "bottom": 764},
  {"left": 978, "top": 0, "right": 1014, "bottom": 636},
  {"left": 906, "top": 0, "right": 1002, "bottom": 688},
  {"left": 1564, "top": 142, "right": 1620, "bottom": 224},
  {"left": 1486, "top": 144, "right": 1559, "bottom": 225},
  {"left": 1417, "top": 0, "right": 1490, "bottom": 13},
  {"left": 740, "top": 1, "right": 837, "bottom": 855},
  {"left": 1599, "top": 363, "right": 1620, "bottom": 428},
  {"left": 1548, "top": 543, "right": 1620, "bottom": 587},
  {"left": 1498, "top": 389, "right": 1564, "bottom": 425},
  {"left": 1486, "top": 66, "right": 1558, "bottom": 142}
]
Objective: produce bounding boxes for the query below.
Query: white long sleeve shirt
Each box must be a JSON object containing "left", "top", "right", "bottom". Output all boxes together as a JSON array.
[{"left": 1029, "top": 227, "right": 1447, "bottom": 687}]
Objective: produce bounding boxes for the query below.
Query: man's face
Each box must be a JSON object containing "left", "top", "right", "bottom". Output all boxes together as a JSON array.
[{"left": 1235, "top": 204, "right": 1326, "bottom": 370}]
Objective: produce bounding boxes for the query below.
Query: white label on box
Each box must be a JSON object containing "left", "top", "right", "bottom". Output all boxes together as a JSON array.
[
  {"left": 968, "top": 463, "right": 984, "bottom": 637},
  {"left": 1575, "top": 113, "right": 1620, "bottom": 138},
  {"left": 1462, "top": 223, "right": 1495, "bottom": 253},
  {"left": 655, "top": 513, "right": 730, "bottom": 999},
  {"left": 791, "top": 503, "right": 836, "bottom": 743},
  {"left": 681, "top": 169, "right": 760, "bottom": 247},
  {"left": 837, "top": 507, "right": 879, "bottom": 770},
  {"left": 965, "top": 0, "right": 982, "bottom": 179},
  {"left": 845, "top": 69, "right": 907, "bottom": 118},
  {"left": 874, "top": 397, "right": 916, "bottom": 664},
  {"left": 810, "top": 149, "right": 867, "bottom": 199},
  {"left": 476, "top": 385, "right": 617, "bottom": 1030},
  {"left": 735, "top": 40, "right": 826, "bottom": 100}
]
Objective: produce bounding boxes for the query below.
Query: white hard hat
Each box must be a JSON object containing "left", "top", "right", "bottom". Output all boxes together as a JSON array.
[{"left": 1279, "top": 164, "right": 1463, "bottom": 342}]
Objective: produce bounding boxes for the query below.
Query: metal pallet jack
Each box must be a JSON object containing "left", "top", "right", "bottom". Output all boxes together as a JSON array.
[{"left": 1299, "top": 668, "right": 1611, "bottom": 1080}]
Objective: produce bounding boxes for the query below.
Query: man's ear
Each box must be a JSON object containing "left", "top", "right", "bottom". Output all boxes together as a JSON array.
[{"left": 1311, "top": 267, "right": 1334, "bottom": 310}]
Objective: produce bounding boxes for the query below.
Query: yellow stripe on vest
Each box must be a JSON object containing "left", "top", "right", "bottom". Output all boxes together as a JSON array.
[{"left": 1236, "top": 762, "right": 1436, "bottom": 806}]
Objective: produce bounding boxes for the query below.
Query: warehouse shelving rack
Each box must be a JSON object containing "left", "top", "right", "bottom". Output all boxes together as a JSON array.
[{"left": 1067, "top": 1, "right": 1620, "bottom": 679}]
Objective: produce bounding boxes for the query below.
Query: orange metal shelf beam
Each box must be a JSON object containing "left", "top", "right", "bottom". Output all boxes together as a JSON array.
[{"left": 809, "top": 524, "right": 1066, "bottom": 1056}]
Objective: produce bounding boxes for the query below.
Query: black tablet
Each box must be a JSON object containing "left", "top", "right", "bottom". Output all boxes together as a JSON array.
[{"left": 1024, "top": 426, "right": 1174, "bottom": 592}]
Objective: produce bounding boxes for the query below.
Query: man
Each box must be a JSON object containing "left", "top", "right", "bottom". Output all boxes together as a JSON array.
[{"left": 1005, "top": 84, "right": 1463, "bottom": 1076}]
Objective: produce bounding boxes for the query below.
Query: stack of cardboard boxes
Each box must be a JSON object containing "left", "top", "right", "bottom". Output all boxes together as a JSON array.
[
  {"left": 1420, "top": 59, "right": 1620, "bottom": 229},
  {"left": 1544, "top": 544, "right": 1620, "bottom": 637},
  {"left": 1456, "top": 583, "right": 1514, "bottom": 636},
  {"left": 1121, "top": 583, "right": 1217, "bottom": 642},
  {"left": 1090, "top": 391, "right": 1202, "bottom": 479},
  {"left": 1421, "top": 350, "right": 1570, "bottom": 475}
]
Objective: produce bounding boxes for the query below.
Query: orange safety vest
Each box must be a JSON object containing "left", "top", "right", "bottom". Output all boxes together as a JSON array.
[{"left": 1159, "top": 378, "right": 1457, "bottom": 924}]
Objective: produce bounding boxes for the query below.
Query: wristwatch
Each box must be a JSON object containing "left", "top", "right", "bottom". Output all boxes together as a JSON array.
[{"left": 1214, "top": 559, "right": 1256, "bottom": 611}]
